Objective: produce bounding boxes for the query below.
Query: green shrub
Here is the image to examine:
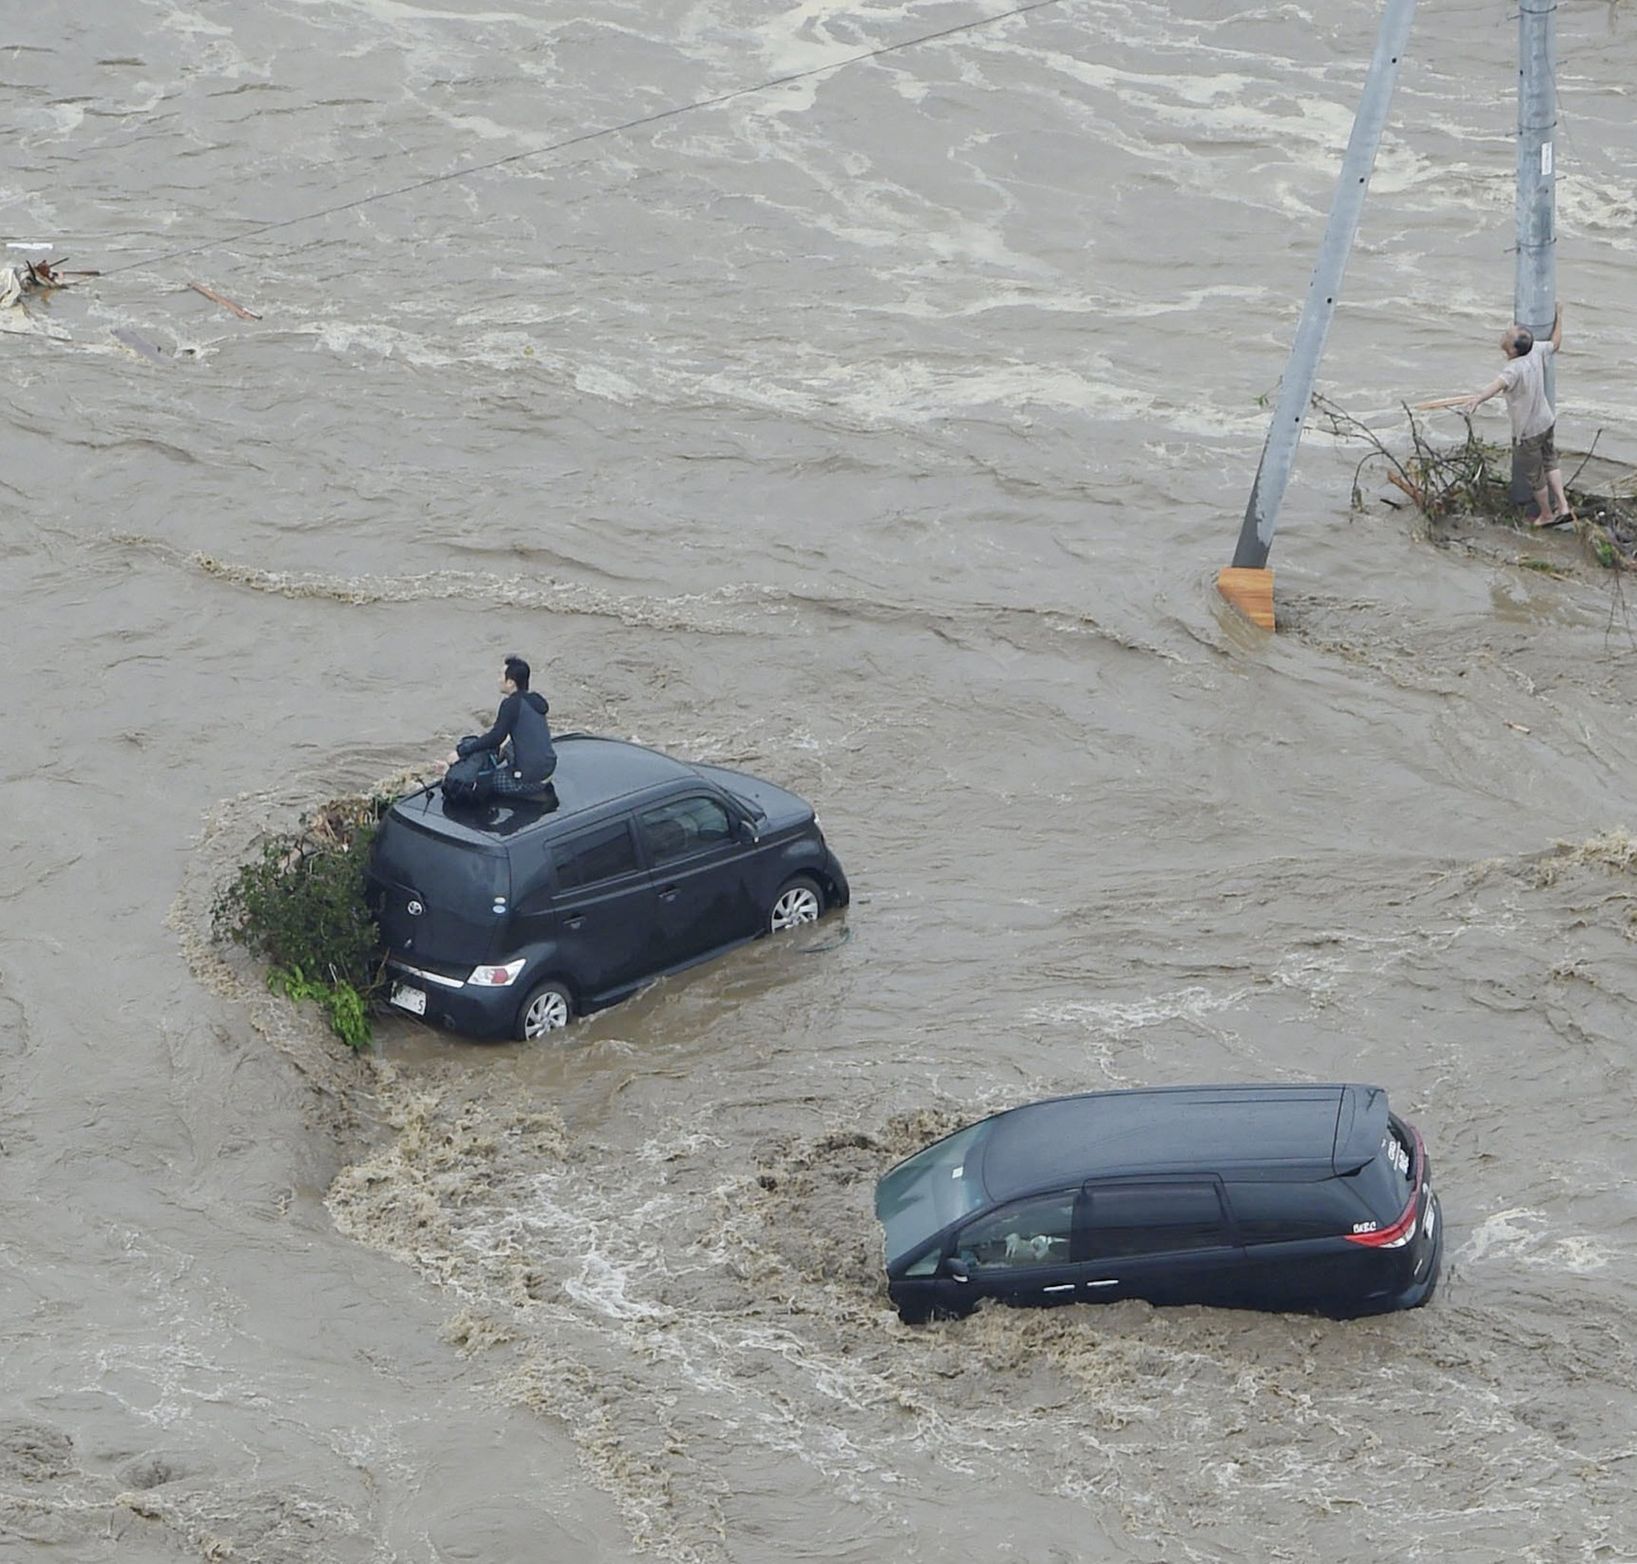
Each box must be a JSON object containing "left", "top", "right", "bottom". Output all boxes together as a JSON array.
[
  {"left": 213, "top": 802, "right": 390, "bottom": 1050},
  {"left": 266, "top": 964, "right": 374, "bottom": 1052}
]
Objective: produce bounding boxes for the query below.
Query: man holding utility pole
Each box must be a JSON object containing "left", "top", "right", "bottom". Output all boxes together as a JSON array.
[{"left": 1431, "top": 303, "right": 1569, "bottom": 529}]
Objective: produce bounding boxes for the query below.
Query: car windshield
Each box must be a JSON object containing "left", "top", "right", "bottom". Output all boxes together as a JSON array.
[{"left": 875, "top": 1120, "right": 991, "bottom": 1264}]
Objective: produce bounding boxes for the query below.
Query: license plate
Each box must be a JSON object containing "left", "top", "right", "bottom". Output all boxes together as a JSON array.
[{"left": 390, "top": 983, "right": 427, "bottom": 1016}]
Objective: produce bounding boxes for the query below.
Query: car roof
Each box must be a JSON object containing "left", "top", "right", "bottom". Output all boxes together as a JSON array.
[
  {"left": 386, "top": 734, "right": 701, "bottom": 846},
  {"left": 978, "top": 1083, "right": 1379, "bottom": 1198}
]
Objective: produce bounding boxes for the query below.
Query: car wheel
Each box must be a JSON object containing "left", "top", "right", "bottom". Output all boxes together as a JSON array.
[
  {"left": 517, "top": 981, "right": 573, "bottom": 1040},
  {"left": 768, "top": 874, "right": 823, "bottom": 934}
]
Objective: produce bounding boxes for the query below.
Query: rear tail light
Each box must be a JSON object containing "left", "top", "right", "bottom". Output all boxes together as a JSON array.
[
  {"left": 1345, "top": 1207, "right": 1417, "bottom": 1248},
  {"left": 468, "top": 958, "right": 527, "bottom": 987},
  {"left": 1345, "top": 1123, "right": 1425, "bottom": 1248}
]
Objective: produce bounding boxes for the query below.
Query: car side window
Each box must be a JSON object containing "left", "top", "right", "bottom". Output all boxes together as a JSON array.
[
  {"left": 552, "top": 820, "right": 640, "bottom": 891},
  {"left": 1226, "top": 1180, "right": 1363, "bottom": 1244},
  {"left": 639, "top": 796, "right": 734, "bottom": 866},
  {"left": 1079, "top": 1182, "right": 1229, "bottom": 1259},
  {"left": 954, "top": 1192, "right": 1076, "bottom": 1271}
]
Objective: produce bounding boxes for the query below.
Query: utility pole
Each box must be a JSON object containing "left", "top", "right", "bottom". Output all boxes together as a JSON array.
[
  {"left": 1513, "top": 0, "right": 1557, "bottom": 502},
  {"left": 1218, "top": 0, "right": 1418, "bottom": 630}
]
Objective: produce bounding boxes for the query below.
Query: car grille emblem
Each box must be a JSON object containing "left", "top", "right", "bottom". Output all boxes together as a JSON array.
[{"left": 407, "top": 900, "right": 423, "bottom": 917}]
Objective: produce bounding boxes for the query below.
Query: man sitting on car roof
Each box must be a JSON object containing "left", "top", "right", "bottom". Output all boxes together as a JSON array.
[{"left": 446, "top": 653, "right": 557, "bottom": 798}]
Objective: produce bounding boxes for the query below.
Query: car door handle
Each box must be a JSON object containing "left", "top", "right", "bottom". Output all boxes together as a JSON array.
[
  {"left": 1083, "top": 1279, "right": 1119, "bottom": 1289},
  {"left": 565, "top": 916, "right": 585, "bottom": 929},
  {"left": 1042, "top": 1284, "right": 1076, "bottom": 1294},
  {"left": 658, "top": 886, "right": 679, "bottom": 901}
]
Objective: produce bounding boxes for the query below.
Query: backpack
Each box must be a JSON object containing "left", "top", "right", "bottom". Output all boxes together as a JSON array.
[{"left": 441, "top": 748, "right": 497, "bottom": 805}]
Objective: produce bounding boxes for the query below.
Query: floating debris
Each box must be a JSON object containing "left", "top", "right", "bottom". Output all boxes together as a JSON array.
[
  {"left": 1, "top": 255, "right": 96, "bottom": 304},
  {"left": 24, "top": 255, "right": 95, "bottom": 287},
  {"left": 111, "top": 328, "right": 174, "bottom": 364},
  {"left": 1316, "top": 395, "right": 1637, "bottom": 572},
  {"left": 2, "top": 250, "right": 97, "bottom": 336},
  {"left": 187, "top": 280, "right": 260, "bottom": 320}
]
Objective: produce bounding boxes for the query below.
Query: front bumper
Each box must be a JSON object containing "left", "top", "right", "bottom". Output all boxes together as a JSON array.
[{"left": 823, "top": 848, "right": 851, "bottom": 908}]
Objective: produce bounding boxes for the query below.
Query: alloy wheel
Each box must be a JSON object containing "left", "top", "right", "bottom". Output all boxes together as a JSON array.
[
  {"left": 522, "top": 986, "right": 571, "bottom": 1038},
  {"left": 770, "top": 881, "right": 822, "bottom": 932}
]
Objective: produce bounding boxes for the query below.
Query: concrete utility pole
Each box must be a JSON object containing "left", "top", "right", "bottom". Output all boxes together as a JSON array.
[
  {"left": 1513, "top": 0, "right": 1557, "bottom": 500},
  {"left": 1218, "top": 0, "right": 1418, "bottom": 630}
]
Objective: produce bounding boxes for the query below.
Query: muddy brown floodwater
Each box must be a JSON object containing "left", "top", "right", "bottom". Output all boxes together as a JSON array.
[{"left": 4, "top": 2, "right": 1636, "bottom": 1561}]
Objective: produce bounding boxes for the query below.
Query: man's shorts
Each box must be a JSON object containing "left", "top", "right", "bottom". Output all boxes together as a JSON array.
[{"left": 1516, "top": 424, "right": 1557, "bottom": 490}]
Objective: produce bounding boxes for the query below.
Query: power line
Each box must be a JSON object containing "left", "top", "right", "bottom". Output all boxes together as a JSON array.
[{"left": 100, "top": 0, "right": 1067, "bottom": 279}]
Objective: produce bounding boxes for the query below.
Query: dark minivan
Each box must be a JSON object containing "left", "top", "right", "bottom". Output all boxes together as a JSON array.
[
  {"left": 876, "top": 1083, "right": 1440, "bottom": 1323},
  {"left": 367, "top": 734, "right": 848, "bottom": 1039}
]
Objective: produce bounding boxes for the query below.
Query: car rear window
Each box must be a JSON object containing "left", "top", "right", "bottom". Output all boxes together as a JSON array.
[
  {"left": 1345, "top": 1118, "right": 1418, "bottom": 1224},
  {"left": 374, "top": 819, "right": 507, "bottom": 907},
  {"left": 1226, "top": 1180, "right": 1368, "bottom": 1244}
]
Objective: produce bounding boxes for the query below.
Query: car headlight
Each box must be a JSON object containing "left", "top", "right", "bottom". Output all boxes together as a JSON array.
[{"left": 468, "top": 958, "right": 527, "bottom": 987}]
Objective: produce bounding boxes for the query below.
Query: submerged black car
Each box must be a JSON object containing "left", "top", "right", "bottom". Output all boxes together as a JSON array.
[
  {"left": 876, "top": 1083, "right": 1441, "bottom": 1323},
  {"left": 366, "top": 734, "right": 848, "bottom": 1039}
]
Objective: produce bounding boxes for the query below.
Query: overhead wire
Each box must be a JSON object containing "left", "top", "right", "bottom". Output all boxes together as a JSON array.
[{"left": 98, "top": 0, "right": 1068, "bottom": 279}]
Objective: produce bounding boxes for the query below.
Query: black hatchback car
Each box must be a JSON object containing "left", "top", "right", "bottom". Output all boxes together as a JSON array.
[
  {"left": 875, "top": 1083, "right": 1441, "bottom": 1323},
  {"left": 366, "top": 735, "right": 848, "bottom": 1039}
]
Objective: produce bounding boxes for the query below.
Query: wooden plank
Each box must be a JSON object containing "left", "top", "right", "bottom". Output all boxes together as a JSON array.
[
  {"left": 187, "top": 280, "right": 260, "bottom": 320},
  {"left": 1217, "top": 566, "right": 1276, "bottom": 631}
]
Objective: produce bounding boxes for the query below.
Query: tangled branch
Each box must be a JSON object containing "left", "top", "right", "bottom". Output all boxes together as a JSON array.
[{"left": 1312, "top": 395, "right": 1637, "bottom": 572}]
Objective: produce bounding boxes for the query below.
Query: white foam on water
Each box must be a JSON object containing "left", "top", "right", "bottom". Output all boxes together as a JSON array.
[
  {"left": 281, "top": 0, "right": 544, "bottom": 25},
  {"left": 1562, "top": 175, "right": 1637, "bottom": 247},
  {"left": 1457, "top": 1207, "right": 1612, "bottom": 1272},
  {"left": 152, "top": 0, "right": 234, "bottom": 40},
  {"left": 1024, "top": 982, "right": 1249, "bottom": 1035},
  {"left": 747, "top": 0, "right": 920, "bottom": 80},
  {"left": 31, "top": 103, "right": 88, "bottom": 141},
  {"left": 573, "top": 361, "right": 648, "bottom": 405}
]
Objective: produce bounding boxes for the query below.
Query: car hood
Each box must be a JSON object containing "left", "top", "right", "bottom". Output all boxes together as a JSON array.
[{"left": 690, "top": 764, "right": 814, "bottom": 833}]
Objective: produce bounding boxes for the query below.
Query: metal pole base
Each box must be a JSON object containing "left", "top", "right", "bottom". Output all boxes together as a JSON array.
[{"left": 1218, "top": 566, "right": 1276, "bottom": 630}]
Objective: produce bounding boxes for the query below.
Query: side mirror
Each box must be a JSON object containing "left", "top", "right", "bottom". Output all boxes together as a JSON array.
[{"left": 945, "top": 1256, "right": 971, "bottom": 1284}]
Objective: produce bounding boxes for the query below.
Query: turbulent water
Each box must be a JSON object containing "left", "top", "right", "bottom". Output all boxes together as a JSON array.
[{"left": 5, "top": 2, "right": 1637, "bottom": 1560}]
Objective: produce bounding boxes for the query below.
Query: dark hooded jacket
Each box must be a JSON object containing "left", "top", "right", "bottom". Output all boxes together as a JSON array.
[{"left": 457, "top": 690, "right": 556, "bottom": 782}]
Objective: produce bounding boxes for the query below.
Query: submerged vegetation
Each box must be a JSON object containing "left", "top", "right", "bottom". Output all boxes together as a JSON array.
[
  {"left": 212, "top": 793, "right": 395, "bottom": 1050},
  {"left": 1314, "top": 395, "right": 1637, "bottom": 571}
]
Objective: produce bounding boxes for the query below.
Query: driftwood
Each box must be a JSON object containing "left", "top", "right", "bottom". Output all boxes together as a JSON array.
[
  {"left": 1385, "top": 469, "right": 1426, "bottom": 508},
  {"left": 187, "top": 280, "right": 260, "bottom": 320}
]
